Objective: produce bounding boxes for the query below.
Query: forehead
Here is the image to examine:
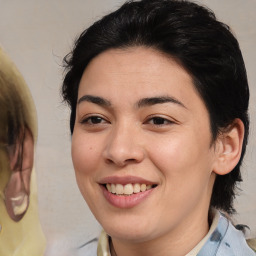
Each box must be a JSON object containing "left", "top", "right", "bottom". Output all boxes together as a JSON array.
[{"left": 78, "top": 47, "right": 205, "bottom": 110}]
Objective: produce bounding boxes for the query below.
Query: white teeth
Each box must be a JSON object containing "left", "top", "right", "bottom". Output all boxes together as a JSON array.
[
  {"left": 111, "top": 184, "right": 116, "bottom": 194},
  {"left": 133, "top": 183, "right": 141, "bottom": 193},
  {"left": 116, "top": 184, "right": 124, "bottom": 195},
  {"left": 106, "top": 184, "right": 111, "bottom": 192},
  {"left": 146, "top": 184, "right": 152, "bottom": 190},
  {"left": 106, "top": 183, "right": 154, "bottom": 195},
  {"left": 140, "top": 184, "right": 146, "bottom": 192},
  {"left": 124, "top": 184, "right": 133, "bottom": 195}
]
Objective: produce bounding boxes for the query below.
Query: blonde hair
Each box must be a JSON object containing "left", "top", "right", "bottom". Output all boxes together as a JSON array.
[{"left": 0, "top": 48, "right": 37, "bottom": 192}]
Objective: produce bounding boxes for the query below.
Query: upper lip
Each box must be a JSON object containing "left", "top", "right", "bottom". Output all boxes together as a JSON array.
[{"left": 99, "top": 175, "right": 157, "bottom": 185}]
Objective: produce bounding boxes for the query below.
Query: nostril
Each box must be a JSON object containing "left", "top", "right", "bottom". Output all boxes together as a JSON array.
[
  {"left": 126, "top": 158, "right": 137, "bottom": 163},
  {"left": 105, "top": 157, "right": 137, "bottom": 166},
  {"left": 105, "top": 158, "right": 114, "bottom": 164}
]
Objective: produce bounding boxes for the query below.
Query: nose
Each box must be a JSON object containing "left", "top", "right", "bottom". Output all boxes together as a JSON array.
[{"left": 103, "top": 125, "right": 145, "bottom": 167}]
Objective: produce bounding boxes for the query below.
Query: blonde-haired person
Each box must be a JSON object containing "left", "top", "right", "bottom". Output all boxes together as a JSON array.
[{"left": 0, "top": 48, "right": 46, "bottom": 256}]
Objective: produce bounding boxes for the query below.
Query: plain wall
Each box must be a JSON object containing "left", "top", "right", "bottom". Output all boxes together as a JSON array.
[{"left": 0, "top": 0, "right": 255, "bottom": 252}]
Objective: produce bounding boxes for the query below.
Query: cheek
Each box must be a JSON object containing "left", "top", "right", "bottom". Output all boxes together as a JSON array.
[
  {"left": 148, "top": 130, "right": 213, "bottom": 185},
  {"left": 71, "top": 134, "right": 103, "bottom": 206},
  {"left": 148, "top": 135, "right": 215, "bottom": 219},
  {"left": 71, "top": 133, "right": 101, "bottom": 178}
]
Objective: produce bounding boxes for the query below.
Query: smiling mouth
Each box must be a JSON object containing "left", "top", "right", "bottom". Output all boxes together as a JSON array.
[{"left": 104, "top": 183, "right": 157, "bottom": 196}]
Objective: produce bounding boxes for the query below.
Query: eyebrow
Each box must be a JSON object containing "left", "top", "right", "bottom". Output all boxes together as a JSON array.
[
  {"left": 137, "top": 96, "right": 186, "bottom": 109},
  {"left": 77, "top": 95, "right": 111, "bottom": 107},
  {"left": 77, "top": 94, "right": 186, "bottom": 109}
]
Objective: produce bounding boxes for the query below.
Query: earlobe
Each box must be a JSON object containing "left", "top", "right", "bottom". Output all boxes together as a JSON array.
[
  {"left": 4, "top": 128, "right": 34, "bottom": 221},
  {"left": 213, "top": 119, "right": 244, "bottom": 176}
]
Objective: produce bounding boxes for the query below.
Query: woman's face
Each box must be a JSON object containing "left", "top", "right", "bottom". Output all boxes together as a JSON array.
[{"left": 72, "top": 47, "right": 218, "bottom": 242}]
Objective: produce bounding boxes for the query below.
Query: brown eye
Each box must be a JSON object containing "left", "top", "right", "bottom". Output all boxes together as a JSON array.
[
  {"left": 81, "top": 116, "right": 107, "bottom": 125},
  {"left": 152, "top": 117, "right": 166, "bottom": 125},
  {"left": 147, "top": 117, "right": 173, "bottom": 126},
  {"left": 89, "top": 116, "right": 104, "bottom": 124}
]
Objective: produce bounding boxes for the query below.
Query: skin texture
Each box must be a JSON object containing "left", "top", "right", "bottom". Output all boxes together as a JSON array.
[{"left": 71, "top": 47, "right": 244, "bottom": 256}]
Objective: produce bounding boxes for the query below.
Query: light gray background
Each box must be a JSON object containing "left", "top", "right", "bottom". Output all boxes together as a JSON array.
[{"left": 0, "top": 0, "right": 255, "bottom": 253}]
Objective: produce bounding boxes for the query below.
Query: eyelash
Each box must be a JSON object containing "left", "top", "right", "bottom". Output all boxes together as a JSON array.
[
  {"left": 144, "top": 116, "right": 174, "bottom": 126},
  {"left": 80, "top": 115, "right": 109, "bottom": 125}
]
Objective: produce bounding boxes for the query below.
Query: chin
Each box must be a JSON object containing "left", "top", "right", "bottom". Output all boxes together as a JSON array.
[
  {"left": 107, "top": 228, "right": 153, "bottom": 243},
  {"left": 99, "top": 215, "right": 158, "bottom": 242}
]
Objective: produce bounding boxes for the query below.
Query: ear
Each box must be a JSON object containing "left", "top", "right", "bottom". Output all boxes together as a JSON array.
[
  {"left": 213, "top": 119, "right": 244, "bottom": 176},
  {"left": 4, "top": 128, "right": 34, "bottom": 221}
]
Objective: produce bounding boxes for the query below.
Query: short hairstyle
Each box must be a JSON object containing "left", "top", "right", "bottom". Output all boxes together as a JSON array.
[{"left": 62, "top": 0, "right": 249, "bottom": 214}]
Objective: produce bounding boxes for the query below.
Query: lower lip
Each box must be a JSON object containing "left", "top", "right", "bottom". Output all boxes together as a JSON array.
[{"left": 101, "top": 186, "right": 155, "bottom": 208}]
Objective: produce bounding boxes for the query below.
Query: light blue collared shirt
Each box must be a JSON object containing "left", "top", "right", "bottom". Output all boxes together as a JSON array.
[{"left": 198, "top": 212, "right": 255, "bottom": 256}]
